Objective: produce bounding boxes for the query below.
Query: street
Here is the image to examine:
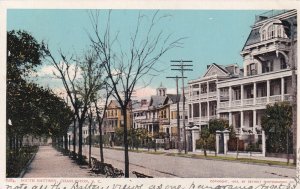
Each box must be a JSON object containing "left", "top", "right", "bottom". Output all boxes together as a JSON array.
[{"left": 82, "top": 146, "right": 296, "bottom": 178}]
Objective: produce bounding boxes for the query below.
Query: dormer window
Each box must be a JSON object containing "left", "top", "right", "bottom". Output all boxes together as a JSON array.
[
  {"left": 262, "top": 30, "right": 266, "bottom": 41},
  {"left": 268, "top": 25, "right": 275, "bottom": 39},
  {"left": 260, "top": 20, "right": 286, "bottom": 41},
  {"left": 246, "top": 63, "right": 257, "bottom": 76}
]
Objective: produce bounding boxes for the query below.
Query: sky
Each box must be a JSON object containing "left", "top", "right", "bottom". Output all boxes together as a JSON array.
[{"left": 7, "top": 9, "right": 266, "bottom": 99}]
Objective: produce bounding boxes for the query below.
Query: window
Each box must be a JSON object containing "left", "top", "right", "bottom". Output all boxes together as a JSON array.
[
  {"left": 247, "top": 63, "right": 257, "bottom": 76},
  {"left": 189, "top": 104, "right": 192, "bottom": 118},
  {"left": 193, "top": 103, "right": 200, "bottom": 117},
  {"left": 280, "top": 57, "right": 287, "bottom": 69},
  {"left": 262, "top": 60, "right": 273, "bottom": 73},
  {"left": 234, "top": 89, "right": 241, "bottom": 100},
  {"left": 201, "top": 84, "right": 207, "bottom": 93},
  {"left": 268, "top": 25, "right": 275, "bottom": 39},
  {"left": 277, "top": 26, "right": 282, "bottom": 38},
  {"left": 262, "top": 30, "right": 266, "bottom": 41}
]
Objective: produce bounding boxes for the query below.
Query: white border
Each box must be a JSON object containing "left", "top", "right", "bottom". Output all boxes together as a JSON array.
[{"left": 1, "top": 0, "right": 299, "bottom": 188}]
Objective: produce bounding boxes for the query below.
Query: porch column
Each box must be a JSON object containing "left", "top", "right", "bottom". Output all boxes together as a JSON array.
[
  {"left": 240, "top": 111, "right": 244, "bottom": 129},
  {"left": 267, "top": 80, "right": 270, "bottom": 103},
  {"left": 151, "top": 125, "right": 154, "bottom": 136},
  {"left": 191, "top": 103, "right": 194, "bottom": 119},
  {"left": 199, "top": 102, "right": 202, "bottom": 121},
  {"left": 229, "top": 112, "right": 233, "bottom": 126},
  {"left": 241, "top": 84, "right": 244, "bottom": 106},
  {"left": 253, "top": 110, "right": 256, "bottom": 129},
  {"left": 217, "top": 87, "right": 220, "bottom": 118},
  {"left": 207, "top": 81, "right": 209, "bottom": 99},
  {"left": 281, "top": 77, "right": 285, "bottom": 101},
  {"left": 229, "top": 86, "right": 232, "bottom": 107},
  {"left": 253, "top": 82, "right": 257, "bottom": 104},
  {"left": 207, "top": 101, "right": 210, "bottom": 120}
]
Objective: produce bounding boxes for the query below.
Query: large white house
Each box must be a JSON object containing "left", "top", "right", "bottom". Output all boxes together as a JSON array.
[{"left": 188, "top": 9, "right": 297, "bottom": 155}]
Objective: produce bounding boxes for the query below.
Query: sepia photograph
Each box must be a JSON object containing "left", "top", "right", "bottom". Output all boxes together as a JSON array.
[{"left": 4, "top": 3, "right": 298, "bottom": 184}]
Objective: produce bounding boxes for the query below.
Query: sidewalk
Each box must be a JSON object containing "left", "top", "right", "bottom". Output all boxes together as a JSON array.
[{"left": 23, "top": 146, "right": 103, "bottom": 178}]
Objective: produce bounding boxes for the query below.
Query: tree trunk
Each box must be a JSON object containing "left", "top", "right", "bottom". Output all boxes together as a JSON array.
[
  {"left": 95, "top": 107, "right": 104, "bottom": 163},
  {"left": 88, "top": 115, "right": 92, "bottom": 167},
  {"left": 73, "top": 116, "right": 76, "bottom": 153},
  {"left": 64, "top": 133, "right": 68, "bottom": 152},
  {"left": 78, "top": 120, "right": 83, "bottom": 163},
  {"left": 122, "top": 108, "right": 129, "bottom": 178}
]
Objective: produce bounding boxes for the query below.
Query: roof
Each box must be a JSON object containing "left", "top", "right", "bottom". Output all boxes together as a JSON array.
[
  {"left": 166, "top": 94, "right": 181, "bottom": 103},
  {"left": 150, "top": 95, "right": 166, "bottom": 107},
  {"left": 242, "top": 10, "right": 297, "bottom": 50}
]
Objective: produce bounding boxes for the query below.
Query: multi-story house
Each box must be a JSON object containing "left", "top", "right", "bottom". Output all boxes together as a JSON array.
[
  {"left": 217, "top": 10, "right": 296, "bottom": 154},
  {"left": 188, "top": 64, "right": 241, "bottom": 128},
  {"left": 103, "top": 100, "right": 131, "bottom": 142},
  {"left": 187, "top": 9, "right": 296, "bottom": 155},
  {"left": 132, "top": 84, "right": 166, "bottom": 137}
]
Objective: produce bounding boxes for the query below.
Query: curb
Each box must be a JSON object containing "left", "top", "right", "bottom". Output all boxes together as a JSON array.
[
  {"left": 165, "top": 153, "right": 296, "bottom": 170},
  {"left": 19, "top": 147, "right": 39, "bottom": 178}
]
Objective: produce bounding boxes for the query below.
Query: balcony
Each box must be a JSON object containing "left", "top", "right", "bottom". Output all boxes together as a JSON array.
[
  {"left": 134, "top": 115, "right": 147, "bottom": 120},
  {"left": 219, "top": 101, "right": 229, "bottom": 108},
  {"left": 284, "top": 94, "right": 292, "bottom": 101},
  {"left": 200, "top": 93, "right": 207, "bottom": 99},
  {"left": 243, "top": 98, "right": 254, "bottom": 106},
  {"left": 232, "top": 100, "right": 241, "bottom": 106},
  {"left": 209, "top": 115, "right": 217, "bottom": 120},
  {"left": 256, "top": 97, "right": 267, "bottom": 104},
  {"left": 160, "top": 118, "right": 170, "bottom": 125},
  {"left": 200, "top": 116, "right": 208, "bottom": 122},
  {"left": 208, "top": 91, "right": 217, "bottom": 97},
  {"left": 269, "top": 95, "right": 281, "bottom": 103},
  {"left": 190, "top": 95, "right": 199, "bottom": 101}
]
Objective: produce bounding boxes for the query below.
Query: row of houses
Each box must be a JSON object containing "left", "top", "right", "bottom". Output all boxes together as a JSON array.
[{"left": 69, "top": 9, "right": 297, "bottom": 156}]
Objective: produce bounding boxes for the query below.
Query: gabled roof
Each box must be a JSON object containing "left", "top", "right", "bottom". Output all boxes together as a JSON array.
[
  {"left": 203, "top": 63, "right": 230, "bottom": 77},
  {"left": 166, "top": 94, "right": 181, "bottom": 104},
  {"left": 149, "top": 95, "right": 166, "bottom": 108},
  {"left": 107, "top": 100, "right": 121, "bottom": 108}
]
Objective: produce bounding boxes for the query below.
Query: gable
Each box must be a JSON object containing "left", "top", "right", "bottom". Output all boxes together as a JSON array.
[
  {"left": 203, "top": 64, "right": 229, "bottom": 77},
  {"left": 108, "top": 100, "right": 118, "bottom": 109}
]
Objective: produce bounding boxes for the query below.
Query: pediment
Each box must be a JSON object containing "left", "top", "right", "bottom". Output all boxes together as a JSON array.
[{"left": 203, "top": 64, "right": 229, "bottom": 77}]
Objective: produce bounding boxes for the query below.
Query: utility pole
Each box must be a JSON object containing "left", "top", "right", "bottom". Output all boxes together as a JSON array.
[
  {"left": 170, "top": 60, "right": 193, "bottom": 154},
  {"left": 166, "top": 75, "right": 187, "bottom": 153}
]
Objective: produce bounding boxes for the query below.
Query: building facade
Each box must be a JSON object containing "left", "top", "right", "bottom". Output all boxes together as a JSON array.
[{"left": 188, "top": 9, "right": 297, "bottom": 154}]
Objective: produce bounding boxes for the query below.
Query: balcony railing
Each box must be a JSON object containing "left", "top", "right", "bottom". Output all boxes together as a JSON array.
[
  {"left": 134, "top": 115, "right": 147, "bottom": 120},
  {"left": 269, "top": 95, "right": 281, "bottom": 103},
  {"left": 208, "top": 91, "right": 217, "bottom": 97},
  {"left": 232, "top": 100, "right": 241, "bottom": 106},
  {"left": 284, "top": 94, "right": 292, "bottom": 101},
  {"left": 200, "top": 93, "right": 207, "bottom": 99},
  {"left": 201, "top": 116, "right": 208, "bottom": 122},
  {"left": 256, "top": 97, "right": 267, "bottom": 104},
  {"left": 243, "top": 98, "right": 254, "bottom": 106},
  {"left": 219, "top": 101, "right": 229, "bottom": 108},
  {"left": 209, "top": 115, "right": 217, "bottom": 120}
]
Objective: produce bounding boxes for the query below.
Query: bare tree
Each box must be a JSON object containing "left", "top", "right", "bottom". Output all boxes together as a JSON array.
[
  {"left": 93, "top": 83, "right": 113, "bottom": 163},
  {"left": 42, "top": 47, "right": 103, "bottom": 164},
  {"left": 88, "top": 10, "right": 184, "bottom": 177}
]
